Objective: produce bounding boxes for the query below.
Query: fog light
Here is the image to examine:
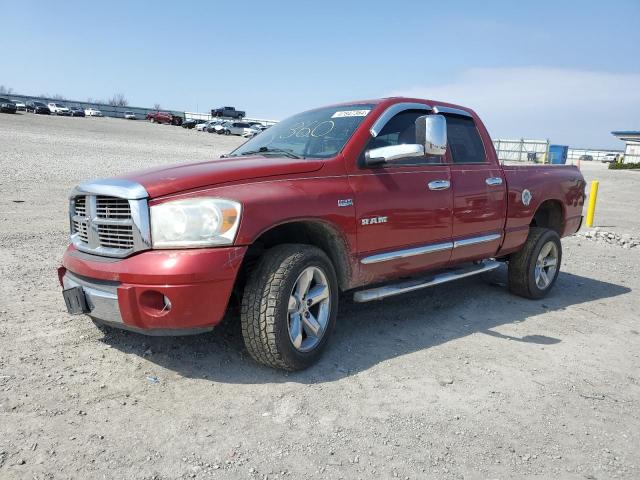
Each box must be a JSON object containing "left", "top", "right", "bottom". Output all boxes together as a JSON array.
[{"left": 139, "top": 290, "right": 171, "bottom": 317}]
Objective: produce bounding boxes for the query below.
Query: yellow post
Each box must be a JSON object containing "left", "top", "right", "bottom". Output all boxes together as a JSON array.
[{"left": 585, "top": 180, "right": 599, "bottom": 227}]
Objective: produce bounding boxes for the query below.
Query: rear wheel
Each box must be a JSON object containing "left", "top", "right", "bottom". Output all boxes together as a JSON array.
[
  {"left": 508, "top": 227, "right": 562, "bottom": 299},
  {"left": 241, "top": 244, "right": 338, "bottom": 371}
]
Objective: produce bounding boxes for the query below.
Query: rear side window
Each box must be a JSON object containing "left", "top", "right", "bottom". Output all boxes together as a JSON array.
[{"left": 446, "top": 115, "right": 486, "bottom": 164}]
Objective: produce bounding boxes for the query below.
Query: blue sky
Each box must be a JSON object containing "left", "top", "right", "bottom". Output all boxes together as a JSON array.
[{"left": 2, "top": 0, "right": 639, "bottom": 148}]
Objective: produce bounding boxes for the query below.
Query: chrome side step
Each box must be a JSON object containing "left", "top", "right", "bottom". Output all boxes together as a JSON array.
[{"left": 353, "top": 260, "right": 501, "bottom": 303}]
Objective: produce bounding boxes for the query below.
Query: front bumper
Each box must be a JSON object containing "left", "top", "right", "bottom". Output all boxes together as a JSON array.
[{"left": 59, "top": 245, "right": 247, "bottom": 335}]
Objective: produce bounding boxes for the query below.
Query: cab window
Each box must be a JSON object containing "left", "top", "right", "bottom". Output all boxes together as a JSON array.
[{"left": 445, "top": 115, "right": 487, "bottom": 164}]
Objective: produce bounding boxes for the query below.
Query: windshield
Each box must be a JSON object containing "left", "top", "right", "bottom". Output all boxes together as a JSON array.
[{"left": 230, "top": 103, "right": 375, "bottom": 159}]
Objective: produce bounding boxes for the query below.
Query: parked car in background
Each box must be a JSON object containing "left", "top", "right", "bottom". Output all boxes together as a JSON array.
[
  {"left": 146, "top": 111, "right": 183, "bottom": 126},
  {"left": 248, "top": 122, "right": 267, "bottom": 131},
  {"left": 221, "top": 121, "right": 260, "bottom": 137},
  {"left": 206, "top": 120, "right": 227, "bottom": 133},
  {"left": 12, "top": 100, "right": 26, "bottom": 111},
  {"left": 85, "top": 108, "right": 103, "bottom": 117},
  {"left": 48, "top": 102, "right": 71, "bottom": 115},
  {"left": 69, "top": 106, "right": 86, "bottom": 117},
  {"left": 195, "top": 120, "right": 215, "bottom": 132},
  {"left": 124, "top": 111, "right": 137, "bottom": 120},
  {"left": 242, "top": 126, "right": 263, "bottom": 138},
  {"left": 26, "top": 101, "right": 51, "bottom": 114},
  {"left": 0, "top": 97, "right": 17, "bottom": 114},
  {"left": 601, "top": 153, "right": 618, "bottom": 163},
  {"left": 182, "top": 118, "right": 206, "bottom": 129},
  {"left": 211, "top": 106, "right": 245, "bottom": 119},
  {"left": 578, "top": 155, "right": 593, "bottom": 162}
]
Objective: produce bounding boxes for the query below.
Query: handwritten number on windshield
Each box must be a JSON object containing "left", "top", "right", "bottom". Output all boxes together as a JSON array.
[{"left": 279, "top": 120, "right": 335, "bottom": 139}]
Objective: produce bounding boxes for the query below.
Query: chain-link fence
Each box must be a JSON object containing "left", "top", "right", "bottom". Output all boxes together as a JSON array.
[
  {"left": 493, "top": 138, "right": 624, "bottom": 165},
  {"left": 493, "top": 138, "right": 550, "bottom": 163}
]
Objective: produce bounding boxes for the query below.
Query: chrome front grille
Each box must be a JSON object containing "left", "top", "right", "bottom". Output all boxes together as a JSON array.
[
  {"left": 97, "top": 223, "right": 135, "bottom": 248},
  {"left": 75, "top": 196, "right": 86, "bottom": 216},
  {"left": 96, "top": 196, "right": 131, "bottom": 219},
  {"left": 69, "top": 181, "right": 150, "bottom": 258},
  {"left": 72, "top": 217, "right": 89, "bottom": 243}
]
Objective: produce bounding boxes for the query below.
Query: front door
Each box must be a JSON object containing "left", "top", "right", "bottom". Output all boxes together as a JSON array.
[{"left": 348, "top": 109, "right": 453, "bottom": 283}]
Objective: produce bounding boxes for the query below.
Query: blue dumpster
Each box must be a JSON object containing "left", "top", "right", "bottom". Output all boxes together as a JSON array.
[{"left": 549, "top": 145, "right": 568, "bottom": 165}]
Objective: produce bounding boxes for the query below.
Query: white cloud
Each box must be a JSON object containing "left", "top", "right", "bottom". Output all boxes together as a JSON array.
[{"left": 390, "top": 67, "right": 640, "bottom": 148}]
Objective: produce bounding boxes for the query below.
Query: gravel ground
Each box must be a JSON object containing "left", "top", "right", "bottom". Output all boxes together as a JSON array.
[{"left": 1, "top": 113, "right": 639, "bottom": 479}]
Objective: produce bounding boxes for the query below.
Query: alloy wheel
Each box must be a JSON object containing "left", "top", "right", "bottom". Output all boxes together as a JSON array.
[{"left": 287, "top": 266, "right": 331, "bottom": 352}]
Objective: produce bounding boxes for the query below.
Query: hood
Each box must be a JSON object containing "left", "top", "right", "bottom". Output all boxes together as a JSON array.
[{"left": 119, "top": 156, "right": 325, "bottom": 198}]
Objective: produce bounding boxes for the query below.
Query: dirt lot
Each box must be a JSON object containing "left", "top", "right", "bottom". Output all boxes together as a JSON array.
[{"left": 1, "top": 113, "right": 639, "bottom": 480}]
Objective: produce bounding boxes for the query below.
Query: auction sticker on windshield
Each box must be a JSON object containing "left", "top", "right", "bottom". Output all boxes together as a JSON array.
[{"left": 331, "top": 110, "right": 371, "bottom": 118}]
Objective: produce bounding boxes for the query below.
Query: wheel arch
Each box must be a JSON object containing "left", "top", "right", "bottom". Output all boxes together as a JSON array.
[
  {"left": 237, "top": 219, "right": 352, "bottom": 294},
  {"left": 529, "top": 199, "right": 565, "bottom": 235}
]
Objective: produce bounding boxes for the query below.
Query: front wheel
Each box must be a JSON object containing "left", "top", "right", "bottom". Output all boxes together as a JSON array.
[
  {"left": 508, "top": 227, "right": 562, "bottom": 299},
  {"left": 241, "top": 244, "right": 338, "bottom": 371}
]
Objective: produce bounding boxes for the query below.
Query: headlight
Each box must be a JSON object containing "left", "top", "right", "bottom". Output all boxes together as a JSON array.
[{"left": 151, "top": 197, "right": 241, "bottom": 248}]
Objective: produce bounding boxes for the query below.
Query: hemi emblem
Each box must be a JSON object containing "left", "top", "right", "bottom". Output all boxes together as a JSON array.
[
  {"left": 361, "top": 216, "right": 388, "bottom": 226},
  {"left": 521, "top": 189, "right": 532, "bottom": 206}
]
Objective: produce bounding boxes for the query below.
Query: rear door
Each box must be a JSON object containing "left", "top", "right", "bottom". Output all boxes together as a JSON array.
[{"left": 444, "top": 113, "right": 507, "bottom": 263}]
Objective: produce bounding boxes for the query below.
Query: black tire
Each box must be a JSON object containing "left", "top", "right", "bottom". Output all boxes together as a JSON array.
[
  {"left": 508, "top": 227, "right": 562, "bottom": 299},
  {"left": 240, "top": 244, "right": 339, "bottom": 371},
  {"left": 224, "top": 129, "right": 230, "bottom": 135}
]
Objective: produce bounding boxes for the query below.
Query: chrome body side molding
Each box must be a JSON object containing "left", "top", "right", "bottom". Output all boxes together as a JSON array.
[
  {"left": 361, "top": 242, "right": 452, "bottom": 265},
  {"left": 453, "top": 233, "right": 502, "bottom": 249},
  {"left": 370, "top": 102, "right": 432, "bottom": 137},
  {"left": 432, "top": 105, "right": 473, "bottom": 118},
  {"left": 360, "top": 233, "right": 502, "bottom": 265}
]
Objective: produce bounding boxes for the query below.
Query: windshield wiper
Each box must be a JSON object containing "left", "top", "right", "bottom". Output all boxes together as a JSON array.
[{"left": 235, "top": 147, "right": 302, "bottom": 159}]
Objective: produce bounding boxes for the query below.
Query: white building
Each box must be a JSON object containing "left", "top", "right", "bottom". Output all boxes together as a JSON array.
[{"left": 611, "top": 131, "right": 640, "bottom": 163}]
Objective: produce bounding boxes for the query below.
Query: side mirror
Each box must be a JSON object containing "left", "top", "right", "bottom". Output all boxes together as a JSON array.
[
  {"left": 364, "top": 114, "right": 448, "bottom": 166},
  {"left": 416, "top": 114, "right": 447, "bottom": 156}
]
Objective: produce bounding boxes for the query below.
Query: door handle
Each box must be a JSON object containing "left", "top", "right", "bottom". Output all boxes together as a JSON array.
[
  {"left": 485, "top": 177, "right": 503, "bottom": 186},
  {"left": 428, "top": 180, "right": 450, "bottom": 191}
]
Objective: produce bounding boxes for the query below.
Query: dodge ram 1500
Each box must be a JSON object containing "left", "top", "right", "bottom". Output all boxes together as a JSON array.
[{"left": 59, "top": 97, "right": 586, "bottom": 370}]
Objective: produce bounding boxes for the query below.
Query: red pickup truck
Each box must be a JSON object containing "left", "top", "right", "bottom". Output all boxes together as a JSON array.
[
  {"left": 59, "top": 98, "right": 586, "bottom": 370},
  {"left": 146, "top": 111, "right": 183, "bottom": 126}
]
